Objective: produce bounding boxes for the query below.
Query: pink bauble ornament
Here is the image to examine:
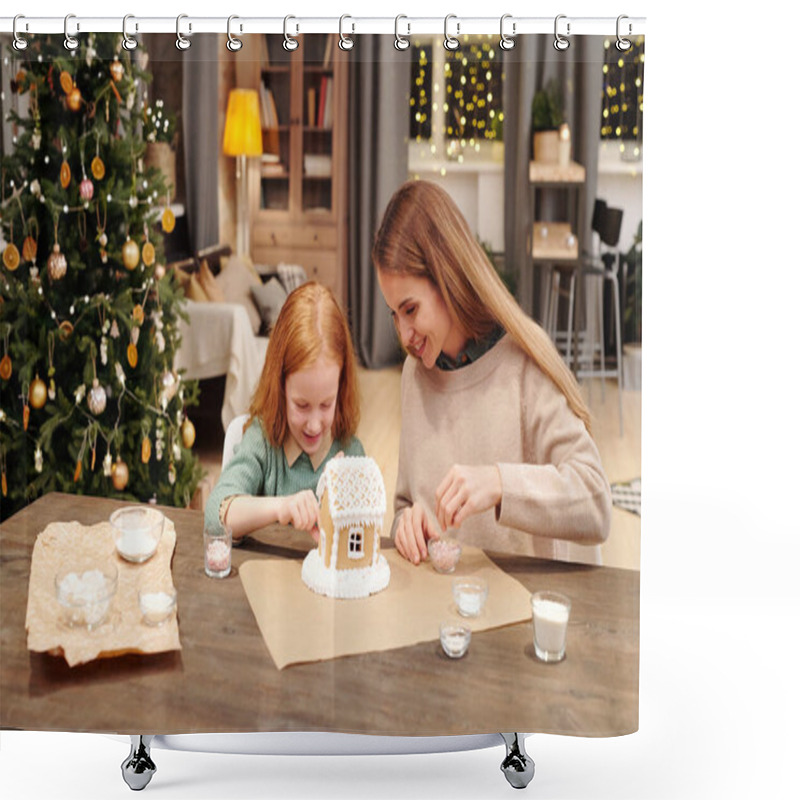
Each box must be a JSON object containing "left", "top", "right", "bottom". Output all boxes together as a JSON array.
[{"left": 79, "top": 177, "right": 94, "bottom": 201}]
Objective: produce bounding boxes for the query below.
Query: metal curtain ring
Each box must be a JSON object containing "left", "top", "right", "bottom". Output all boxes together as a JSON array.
[
  {"left": 227, "top": 15, "right": 243, "bottom": 52},
  {"left": 13, "top": 14, "right": 29, "bottom": 51},
  {"left": 554, "top": 14, "right": 570, "bottom": 51},
  {"left": 443, "top": 14, "right": 460, "bottom": 51},
  {"left": 616, "top": 15, "right": 632, "bottom": 51},
  {"left": 339, "top": 15, "right": 354, "bottom": 51},
  {"left": 176, "top": 14, "right": 191, "bottom": 51},
  {"left": 499, "top": 13, "right": 515, "bottom": 50},
  {"left": 283, "top": 15, "right": 299, "bottom": 51},
  {"left": 394, "top": 15, "right": 410, "bottom": 51},
  {"left": 122, "top": 14, "right": 138, "bottom": 51},
  {"left": 64, "top": 14, "right": 79, "bottom": 51}
]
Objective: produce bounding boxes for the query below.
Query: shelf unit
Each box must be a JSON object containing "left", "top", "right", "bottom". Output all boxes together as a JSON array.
[
  {"left": 529, "top": 160, "right": 586, "bottom": 371},
  {"left": 237, "top": 34, "right": 349, "bottom": 309}
]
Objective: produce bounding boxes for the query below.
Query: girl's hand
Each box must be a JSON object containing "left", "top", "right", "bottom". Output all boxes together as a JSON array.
[
  {"left": 277, "top": 490, "right": 321, "bottom": 536},
  {"left": 435, "top": 465, "right": 502, "bottom": 531},
  {"left": 394, "top": 502, "right": 438, "bottom": 566}
]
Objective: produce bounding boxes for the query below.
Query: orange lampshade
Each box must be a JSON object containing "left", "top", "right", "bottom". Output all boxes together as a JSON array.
[{"left": 222, "top": 89, "right": 263, "bottom": 157}]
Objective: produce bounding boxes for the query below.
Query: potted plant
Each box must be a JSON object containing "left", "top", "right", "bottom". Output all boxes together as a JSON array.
[
  {"left": 143, "top": 99, "right": 179, "bottom": 201},
  {"left": 531, "top": 79, "right": 564, "bottom": 164}
]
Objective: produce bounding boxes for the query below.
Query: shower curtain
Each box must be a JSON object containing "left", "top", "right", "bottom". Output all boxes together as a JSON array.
[{"left": 0, "top": 22, "right": 642, "bottom": 791}]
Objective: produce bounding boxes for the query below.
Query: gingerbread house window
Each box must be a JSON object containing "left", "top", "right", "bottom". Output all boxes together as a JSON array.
[{"left": 347, "top": 527, "right": 364, "bottom": 559}]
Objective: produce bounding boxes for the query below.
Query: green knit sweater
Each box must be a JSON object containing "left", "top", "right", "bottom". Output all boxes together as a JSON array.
[{"left": 204, "top": 418, "right": 365, "bottom": 535}]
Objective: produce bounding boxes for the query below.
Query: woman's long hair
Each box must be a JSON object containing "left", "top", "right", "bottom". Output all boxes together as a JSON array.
[
  {"left": 372, "top": 180, "right": 592, "bottom": 434},
  {"left": 247, "top": 281, "right": 360, "bottom": 446}
]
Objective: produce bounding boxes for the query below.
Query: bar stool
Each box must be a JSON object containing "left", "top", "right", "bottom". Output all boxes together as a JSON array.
[{"left": 579, "top": 200, "right": 624, "bottom": 436}]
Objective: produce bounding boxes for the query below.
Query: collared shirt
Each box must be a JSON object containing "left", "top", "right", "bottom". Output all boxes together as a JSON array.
[
  {"left": 283, "top": 431, "right": 333, "bottom": 471},
  {"left": 435, "top": 325, "right": 506, "bottom": 371}
]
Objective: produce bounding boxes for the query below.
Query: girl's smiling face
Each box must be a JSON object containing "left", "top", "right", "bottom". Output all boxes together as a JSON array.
[
  {"left": 377, "top": 271, "right": 468, "bottom": 369},
  {"left": 285, "top": 354, "right": 340, "bottom": 456}
]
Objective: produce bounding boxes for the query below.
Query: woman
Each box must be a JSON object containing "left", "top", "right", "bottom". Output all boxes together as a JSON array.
[{"left": 372, "top": 180, "right": 611, "bottom": 565}]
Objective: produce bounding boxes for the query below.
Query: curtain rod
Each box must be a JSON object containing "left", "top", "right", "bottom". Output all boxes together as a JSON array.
[{"left": 0, "top": 16, "right": 646, "bottom": 38}]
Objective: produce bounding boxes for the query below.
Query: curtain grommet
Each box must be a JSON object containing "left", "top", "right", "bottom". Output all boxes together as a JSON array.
[
  {"left": 443, "top": 14, "right": 460, "bottom": 52},
  {"left": 176, "top": 14, "right": 191, "bottom": 51},
  {"left": 499, "top": 14, "right": 516, "bottom": 51},
  {"left": 121, "top": 14, "right": 138, "bottom": 51},
  {"left": 615, "top": 15, "right": 632, "bottom": 51},
  {"left": 283, "top": 15, "right": 299, "bottom": 51},
  {"left": 226, "top": 15, "right": 243, "bottom": 52},
  {"left": 554, "top": 14, "right": 570, "bottom": 51},
  {"left": 12, "top": 15, "right": 28, "bottom": 51},
  {"left": 64, "top": 14, "right": 79, "bottom": 51},
  {"left": 394, "top": 15, "right": 410, "bottom": 51},
  {"left": 339, "top": 15, "right": 355, "bottom": 51}
]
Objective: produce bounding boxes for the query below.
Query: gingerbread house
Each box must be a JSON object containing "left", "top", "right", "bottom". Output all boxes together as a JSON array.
[{"left": 301, "top": 456, "right": 390, "bottom": 599}]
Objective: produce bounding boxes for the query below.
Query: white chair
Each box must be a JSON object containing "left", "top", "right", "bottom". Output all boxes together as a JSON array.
[{"left": 222, "top": 413, "right": 249, "bottom": 468}]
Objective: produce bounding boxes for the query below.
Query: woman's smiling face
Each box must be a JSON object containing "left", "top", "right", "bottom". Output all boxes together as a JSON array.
[{"left": 377, "top": 271, "right": 467, "bottom": 369}]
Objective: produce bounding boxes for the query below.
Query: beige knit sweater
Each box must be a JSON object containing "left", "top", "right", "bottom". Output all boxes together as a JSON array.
[{"left": 394, "top": 335, "right": 612, "bottom": 564}]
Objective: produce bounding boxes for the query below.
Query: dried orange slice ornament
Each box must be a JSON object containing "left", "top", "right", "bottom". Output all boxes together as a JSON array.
[
  {"left": 127, "top": 343, "right": 138, "bottom": 368},
  {"left": 161, "top": 207, "right": 175, "bottom": 234},
  {"left": 142, "top": 241, "right": 156, "bottom": 267},
  {"left": 91, "top": 155, "right": 105, "bottom": 180},
  {"left": 60, "top": 71, "right": 73, "bottom": 94},
  {"left": 22, "top": 236, "right": 37, "bottom": 262},
  {"left": 0, "top": 354, "right": 12, "bottom": 380},
  {"left": 2, "top": 243, "right": 20, "bottom": 271},
  {"left": 132, "top": 304, "right": 145, "bottom": 325},
  {"left": 60, "top": 161, "right": 72, "bottom": 189}
]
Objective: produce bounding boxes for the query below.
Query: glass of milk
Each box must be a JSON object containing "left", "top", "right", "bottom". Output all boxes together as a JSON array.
[{"left": 531, "top": 590, "right": 571, "bottom": 663}]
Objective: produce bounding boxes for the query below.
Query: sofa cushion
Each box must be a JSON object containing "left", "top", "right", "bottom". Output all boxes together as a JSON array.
[
  {"left": 198, "top": 259, "right": 226, "bottom": 303},
  {"left": 216, "top": 256, "right": 262, "bottom": 335},
  {"left": 251, "top": 277, "right": 288, "bottom": 333}
]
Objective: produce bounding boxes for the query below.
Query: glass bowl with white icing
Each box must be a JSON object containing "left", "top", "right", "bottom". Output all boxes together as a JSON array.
[
  {"left": 110, "top": 506, "right": 165, "bottom": 563},
  {"left": 55, "top": 561, "right": 118, "bottom": 630},
  {"left": 138, "top": 586, "right": 178, "bottom": 626},
  {"left": 452, "top": 576, "right": 489, "bottom": 618}
]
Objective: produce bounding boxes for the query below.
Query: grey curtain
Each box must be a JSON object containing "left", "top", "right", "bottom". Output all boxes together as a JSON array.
[
  {"left": 181, "top": 35, "right": 219, "bottom": 252},
  {"left": 503, "top": 36, "right": 604, "bottom": 318},
  {"left": 348, "top": 37, "right": 410, "bottom": 369}
]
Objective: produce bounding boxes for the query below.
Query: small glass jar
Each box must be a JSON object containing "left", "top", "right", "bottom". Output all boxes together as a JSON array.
[
  {"left": 138, "top": 587, "right": 177, "bottom": 626},
  {"left": 452, "top": 576, "right": 488, "bottom": 618},
  {"left": 439, "top": 620, "right": 471, "bottom": 658}
]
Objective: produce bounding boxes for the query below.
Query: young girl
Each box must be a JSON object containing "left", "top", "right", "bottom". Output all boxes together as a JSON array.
[
  {"left": 204, "top": 282, "right": 364, "bottom": 542},
  {"left": 372, "top": 180, "right": 612, "bottom": 566}
]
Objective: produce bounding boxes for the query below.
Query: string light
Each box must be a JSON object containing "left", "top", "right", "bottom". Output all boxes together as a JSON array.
[{"left": 601, "top": 36, "right": 644, "bottom": 143}]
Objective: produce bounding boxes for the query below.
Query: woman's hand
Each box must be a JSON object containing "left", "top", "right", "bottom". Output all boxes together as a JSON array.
[
  {"left": 277, "top": 490, "right": 321, "bottom": 538},
  {"left": 394, "top": 502, "right": 439, "bottom": 565},
  {"left": 435, "top": 465, "right": 502, "bottom": 531}
]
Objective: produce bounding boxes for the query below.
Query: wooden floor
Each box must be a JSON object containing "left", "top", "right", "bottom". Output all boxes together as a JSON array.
[{"left": 196, "top": 367, "right": 641, "bottom": 572}]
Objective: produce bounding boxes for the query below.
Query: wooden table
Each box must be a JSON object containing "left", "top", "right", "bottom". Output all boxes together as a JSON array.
[{"left": 1, "top": 493, "right": 638, "bottom": 737}]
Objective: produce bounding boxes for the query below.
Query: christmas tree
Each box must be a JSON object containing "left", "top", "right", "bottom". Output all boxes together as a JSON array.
[{"left": 0, "top": 33, "right": 201, "bottom": 521}]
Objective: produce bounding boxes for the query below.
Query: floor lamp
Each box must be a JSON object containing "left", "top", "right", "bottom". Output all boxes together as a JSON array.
[{"left": 223, "top": 89, "right": 263, "bottom": 258}]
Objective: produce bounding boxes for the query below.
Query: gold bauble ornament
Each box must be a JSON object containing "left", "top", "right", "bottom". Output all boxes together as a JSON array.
[
  {"left": 66, "top": 86, "right": 82, "bottom": 112},
  {"left": 181, "top": 418, "right": 196, "bottom": 449},
  {"left": 29, "top": 375, "right": 47, "bottom": 410},
  {"left": 47, "top": 244, "right": 67, "bottom": 281},
  {"left": 58, "top": 320, "right": 74, "bottom": 341},
  {"left": 91, "top": 155, "right": 106, "bottom": 180},
  {"left": 3, "top": 243, "right": 20, "bottom": 271},
  {"left": 142, "top": 241, "right": 156, "bottom": 267},
  {"left": 87, "top": 379, "right": 107, "bottom": 415},
  {"left": 111, "top": 458, "right": 129, "bottom": 491},
  {"left": 122, "top": 238, "right": 140, "bottom": 271},
  {"left": 141, "top": 436, "right": 152, "bottom": 464},
  {"left": 132, "top": 304, "right": 145, "bottom": 325},
  {"left": 110, "top": 58, "right": 124, "bottom": 83}
]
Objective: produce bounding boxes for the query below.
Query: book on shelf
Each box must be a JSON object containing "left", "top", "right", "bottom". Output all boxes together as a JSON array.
[
  {"left": 307, "top": 88, "right": 316, "bottom": 128},
  {"left": 322, "top": 35, "right": 333, "bottom": 69},
  {"left": 317, "top": 76, "right": 328, "bottom": 128},
  {"left": 322, "top": 77, "right": 333, "bottom": 129},
  {"left": 259, "top": 84, "right": 280, "bottom": 129}
]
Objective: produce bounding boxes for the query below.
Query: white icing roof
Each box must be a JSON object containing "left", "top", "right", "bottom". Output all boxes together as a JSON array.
[{"left": 316, "top": 456, "right": 386, "bottom": 523}]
